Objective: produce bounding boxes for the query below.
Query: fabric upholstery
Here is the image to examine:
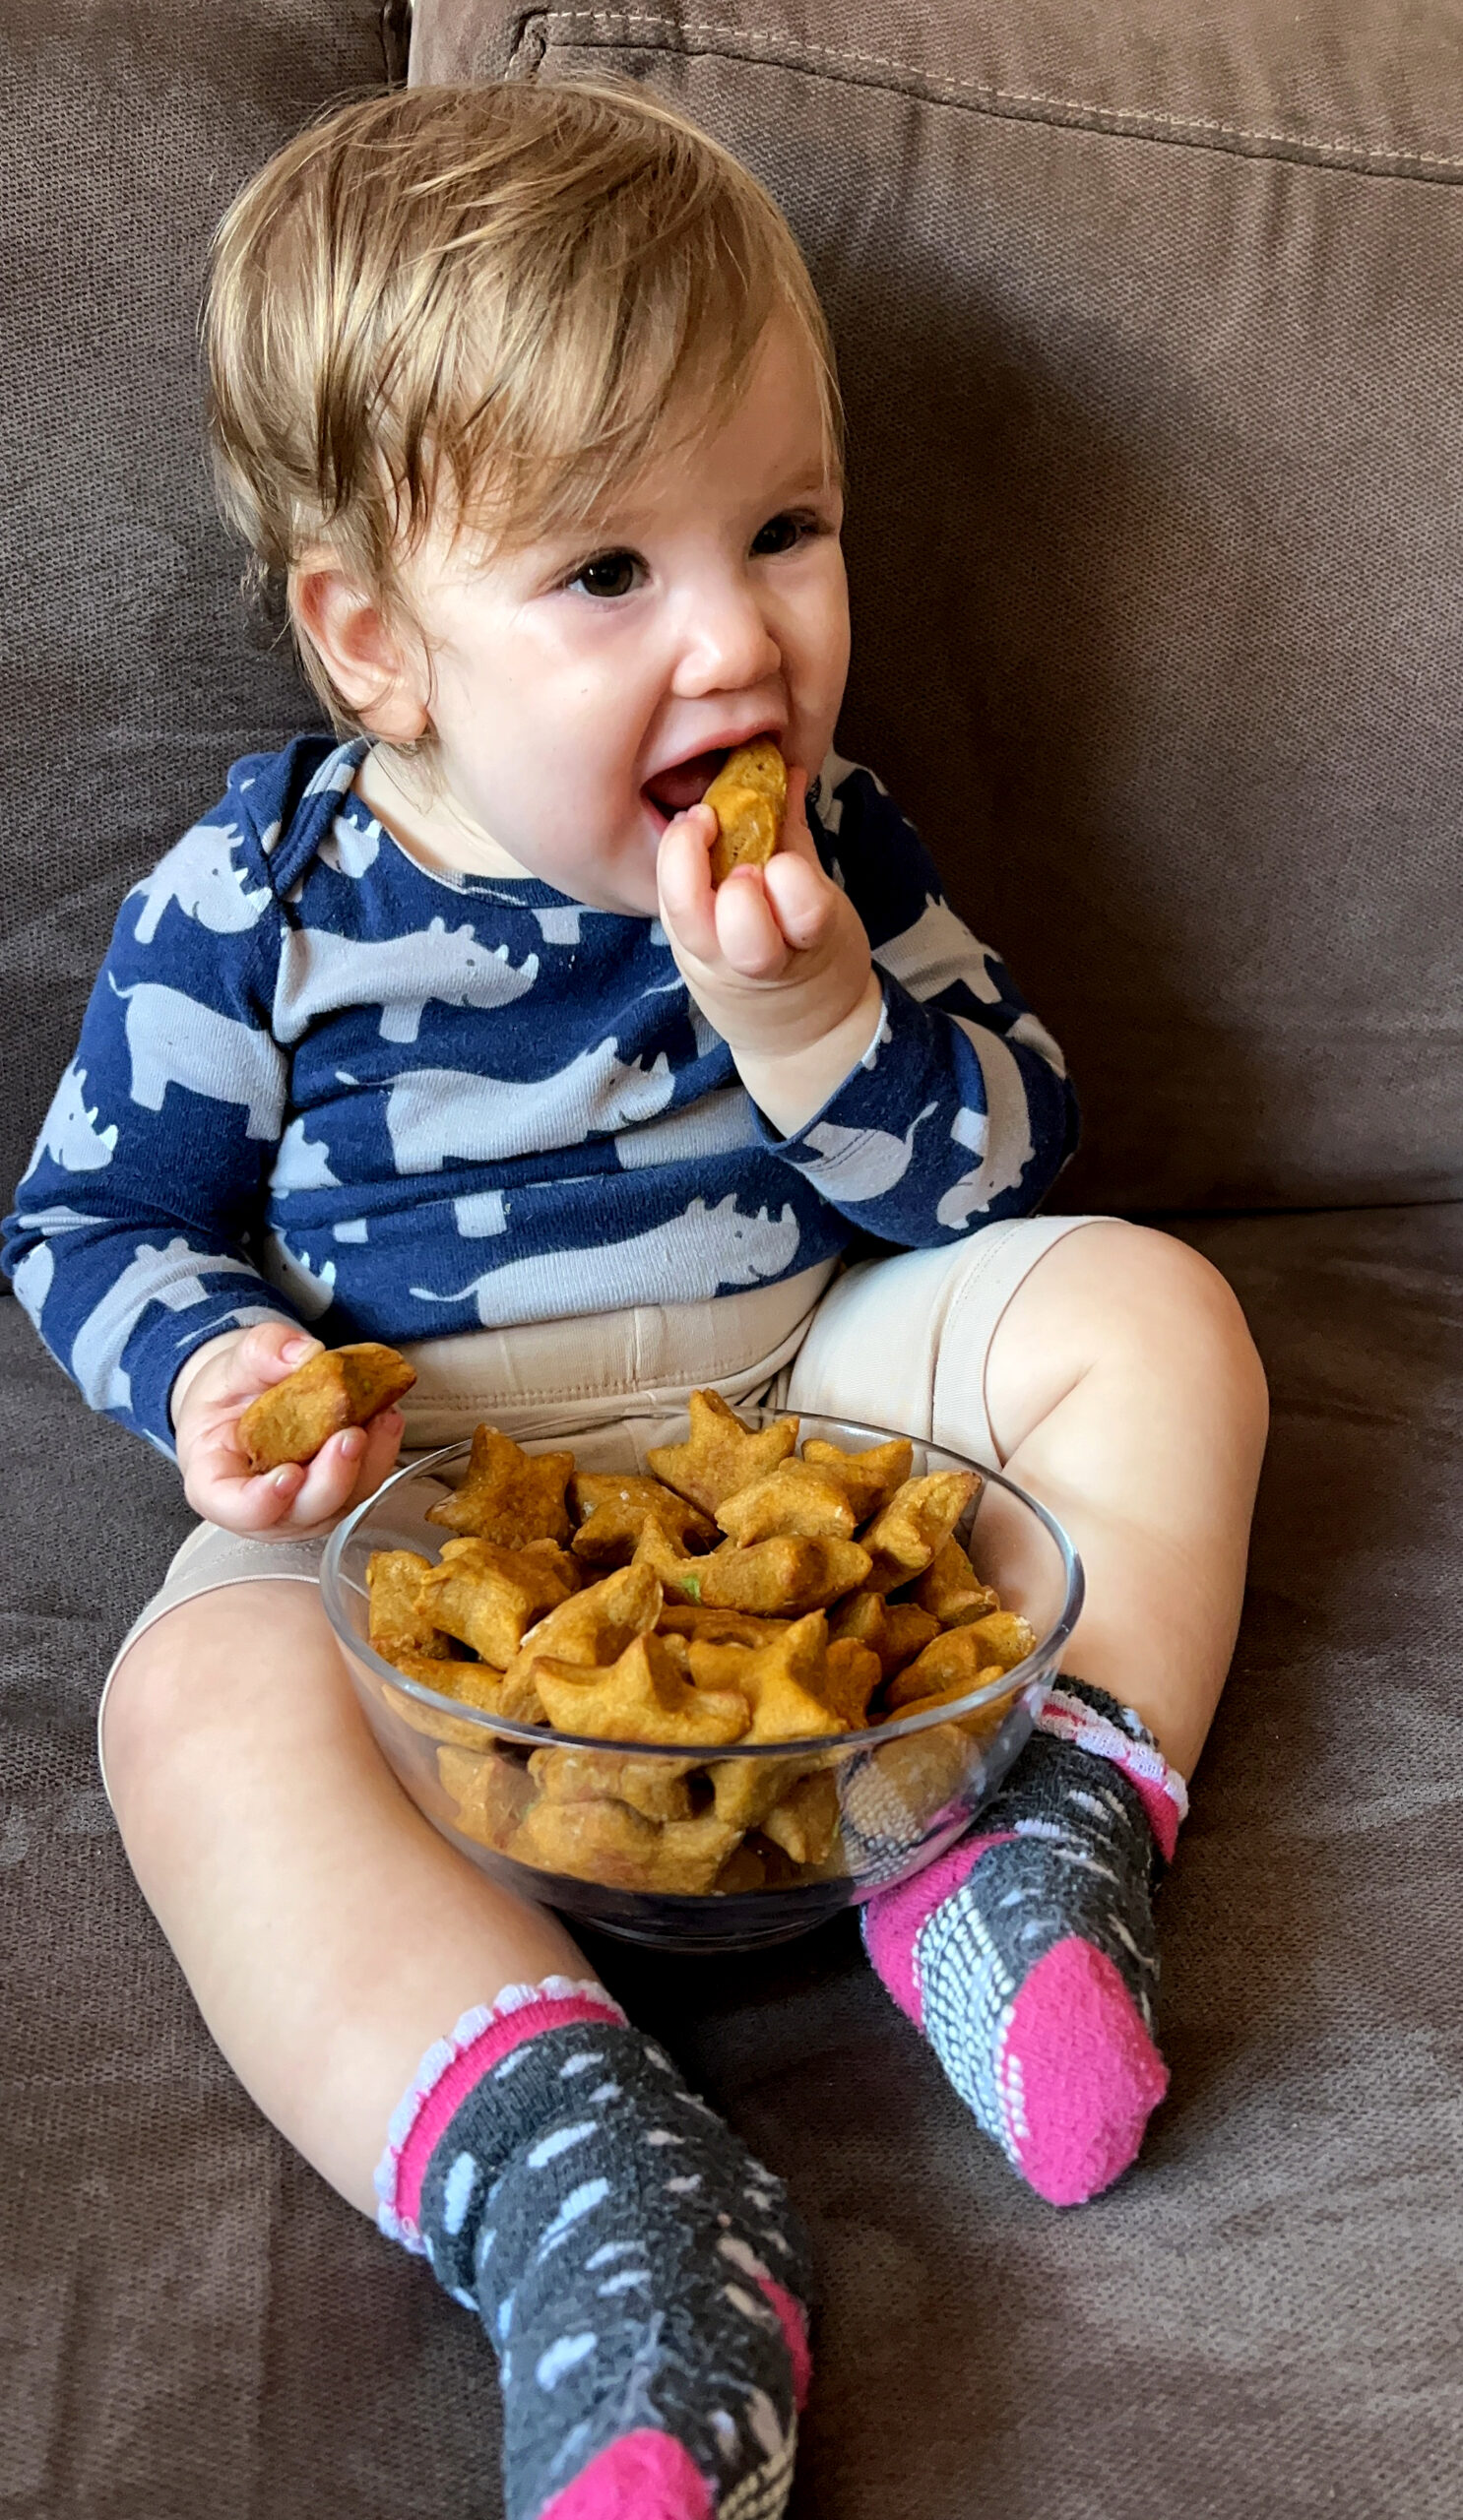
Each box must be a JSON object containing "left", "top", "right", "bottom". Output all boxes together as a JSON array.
[
  {"left": 0, "top": 0, "right": 391, "bottom": 1208},
  {"left": 4, "top": 1202, "right": 1462, "bottom": 2514},
  {"left": 415, "top": 0, "right": 1463, "bottom": 1213}
]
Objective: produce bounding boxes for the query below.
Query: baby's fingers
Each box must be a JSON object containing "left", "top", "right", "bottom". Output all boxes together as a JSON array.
[
  {"left": 343, "top": 1405, "right": 408, "bottom": 1508},
  {"left": 182, "top": 1426, "right": 308, "bottom": 1533},
  {"left": 714, "top": 867, "right": 792, "bottom": 976},
  {"left": 776, "top": 767, "right": 818, "bottom": 866},
  {"left": 762, "top": 849, "right": 840, "bottom": 952},
  {"left": 223, "top": 1320, "right": 321, "bottom": 1399},
  {"left": 656, "top": 806, "right": 720, "bottom": 960},
  {"left": 183, "top": 1408, "right": 406, "bottom": 1537},
  {"left": 275, "top": 1426, "right": 372, "bottom": 1531}
]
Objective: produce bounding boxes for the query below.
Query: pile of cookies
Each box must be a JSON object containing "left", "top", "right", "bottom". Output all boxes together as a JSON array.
[{"left": 366, "top": 1389, "right": 1036, "bottom": 1897}]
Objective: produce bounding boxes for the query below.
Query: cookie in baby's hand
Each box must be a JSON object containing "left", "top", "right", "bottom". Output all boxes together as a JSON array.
[
  {"left": 705, "top": 738, "right": 787, "bottom": 885},
  {"left": 236, "top": 1341, "right": 415, "bottom": 1473}
]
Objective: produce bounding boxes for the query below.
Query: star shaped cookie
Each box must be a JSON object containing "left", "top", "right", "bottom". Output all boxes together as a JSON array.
[
  {"left": 569, "top": 1472, "right": 717, "bottom": 1566},
  {"left": 647, "top": 1390, "right": 798, "bottom": 1515},
  {"left": 426, "top": 1424, "right": 574, "bottom": 1547}
]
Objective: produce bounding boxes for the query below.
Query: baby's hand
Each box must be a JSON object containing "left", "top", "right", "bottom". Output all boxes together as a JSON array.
[
  {"left": 657, "top": 768, "right": 881, "bottom": 1129},
  {"left": 170, "top": 1320, "right": 406, "bottom": 1537}
]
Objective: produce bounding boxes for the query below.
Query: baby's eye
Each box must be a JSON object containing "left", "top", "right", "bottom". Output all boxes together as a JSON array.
[
  {"left": 750, "top": 511, "right": 813, "bottom": 558},
  {"left": 568, "top": 549, "right": 643, "bottom": 599}
]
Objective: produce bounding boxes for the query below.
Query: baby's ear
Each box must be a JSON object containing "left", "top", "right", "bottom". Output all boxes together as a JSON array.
[{"left": 289, "top": 555, "right": 429, "bottom": 739}]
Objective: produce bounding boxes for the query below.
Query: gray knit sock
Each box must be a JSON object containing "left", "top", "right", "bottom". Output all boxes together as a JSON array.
[
  {"left": 377, "top": 1979, "right": 811, "bottom": 2520},
  {"left": 862, "top": 1680, "right": 1188, "bottom": 2207}
]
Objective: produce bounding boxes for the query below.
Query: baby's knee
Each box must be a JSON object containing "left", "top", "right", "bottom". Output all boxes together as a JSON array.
[
  {"left": 1096, "top": 1223, "right": 1268, "bottom": 1426},
  {"left": 100, "top": 1612, "right": 206, "bottom": 1807},
  {"left": 101, "top": 1583, "right": 299, "bottom": 1808}
]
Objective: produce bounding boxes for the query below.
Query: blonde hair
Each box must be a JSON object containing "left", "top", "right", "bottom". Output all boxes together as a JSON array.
[{"left": 203, "top": 79, "right": 843, "bottom": 743}]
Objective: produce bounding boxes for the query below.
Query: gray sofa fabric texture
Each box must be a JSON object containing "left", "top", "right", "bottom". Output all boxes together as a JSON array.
[
  {"left": 6, "top": 1207, "right": 1463, "bottom": 2518},
  {"left": 0, "top": 0, "right": 385, "bottom": 1209},
  {"left": 3, "top": 0, "right": 1462, "bottom": 2514}
]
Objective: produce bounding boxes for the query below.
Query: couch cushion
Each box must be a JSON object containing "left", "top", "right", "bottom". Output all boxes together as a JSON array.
[
  {"left": 3, "top": 1200, "right": 1461, "bottom": 2514},
  {"left": 0, "top": 0, "right": 390, "bottom": 1208},
  {"left": 413, "top": 0, "right": 1463, "bottom": 1213}
]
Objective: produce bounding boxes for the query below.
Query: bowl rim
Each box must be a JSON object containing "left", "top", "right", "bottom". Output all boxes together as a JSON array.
[{"left": 319, "top": 1416, "right": 1085, "bottom": 1760}]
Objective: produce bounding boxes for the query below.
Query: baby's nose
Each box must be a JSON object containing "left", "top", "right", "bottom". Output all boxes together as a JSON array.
[{"left": 673, "top": 584, "right": 782, "bottom": 695}]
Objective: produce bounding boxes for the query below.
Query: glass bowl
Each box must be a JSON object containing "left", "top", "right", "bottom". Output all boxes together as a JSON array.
[{"left": 321, "top": 1409, "right": 1083, "bottom": 1952}]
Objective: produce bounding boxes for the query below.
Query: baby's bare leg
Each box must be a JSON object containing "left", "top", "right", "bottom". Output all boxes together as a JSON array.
[
  {"left": 984, "top": 1219, "right": 1269, "bottom": 1777},
  {"left": 103, "top": 1578, "right": 813, "bottom": 2518},
  {"left": 101, "top": 1578, "right": 584, "bottom": 2216}
]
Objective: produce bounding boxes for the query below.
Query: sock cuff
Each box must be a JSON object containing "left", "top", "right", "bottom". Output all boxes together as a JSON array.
[
  {"left": 375, "top": 1977, "right": 626, "bottom": 2252},
  {"left": 1038, "top": 1680, "right": 1188, "bottom": 1862}
]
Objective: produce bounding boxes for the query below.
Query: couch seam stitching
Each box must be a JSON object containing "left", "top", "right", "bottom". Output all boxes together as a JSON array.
[{"left": 529, "top": 10, "right": 1463, "bottom": 179}]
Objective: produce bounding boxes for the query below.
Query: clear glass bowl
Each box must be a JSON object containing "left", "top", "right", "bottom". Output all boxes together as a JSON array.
[{"left": 321, "top": 1410, "right": 1083, "bottom": 1952}]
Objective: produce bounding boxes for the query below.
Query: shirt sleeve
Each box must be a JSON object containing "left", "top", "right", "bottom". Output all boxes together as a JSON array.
[
  {"left": 755, "top": 755, "right": 1080, "bottom": 1243},
  {"left": 0, "top": 784, "right": 302, "bottom": 1456}
]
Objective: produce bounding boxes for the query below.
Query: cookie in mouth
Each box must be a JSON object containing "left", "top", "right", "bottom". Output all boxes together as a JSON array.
[{"left": 643, "top": 746, "right": 732, "bottom": 820}]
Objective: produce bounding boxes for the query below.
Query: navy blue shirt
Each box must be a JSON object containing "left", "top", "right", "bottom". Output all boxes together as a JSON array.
[{"left": 2, "top": 734, "right": 1078, "bottom": 1453}]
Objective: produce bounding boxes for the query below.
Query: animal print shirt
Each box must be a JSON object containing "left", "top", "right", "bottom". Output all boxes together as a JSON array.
[{"left": 1, "top": 734, "right": 1078, "bottom": 1455}]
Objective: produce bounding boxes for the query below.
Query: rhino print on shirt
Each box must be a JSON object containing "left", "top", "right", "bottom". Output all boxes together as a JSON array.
[
  {"left": 454, "top": 1190, "right": 509, "bottom": 1237},
  {"left": 934, "top": 1021, "right": 1040, "bottom": 1228},
  {"left": 33, "top": 1064, "right": 118, "bottom": 1172},
  {"left": 317, "top": 812, "right": 380, "bottom": 878},
  {"left": 794, "top": 1101, "right": 940, "bottom": 1203},
  {"left": 272, "top": 919, "right": 540, "bottom": 1044},
  {"left": 264, "top": 1230, "right": 338, "bottom": 1320},
  {"left": 611, "top": 1085, "right": 762, "bottom": 1172},
  {"left": 126, "top": 819, "right": 273, "bottom": 943},
  {"left": 107, "top": 976, "right": 286, "bottom": 1139},
  {"left": 270, "top": 1116, "right": 342, "bottom": 1196},
  {"left": 10, "top": 1241, "right": 54, "bottom": 1328},
  {"left": 386, "top": 1039, "right": 675, "bottom": 1171},
  {"left": 872, "top": 893, "right": 1004, "bottom": 1007},
  {"left": 68, "top": 1237, "right": 265, "bottom": 1414},
  {"left": 413, "top": 1195, "right": 801, "bottom": 1327}
]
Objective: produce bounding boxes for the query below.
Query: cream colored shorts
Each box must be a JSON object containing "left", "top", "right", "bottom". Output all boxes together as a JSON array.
[{"left": 96, "top": 1216, "right": 1104, "bottom": 1797}]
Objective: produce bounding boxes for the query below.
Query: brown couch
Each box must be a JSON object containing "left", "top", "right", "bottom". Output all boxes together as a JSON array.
[{"left": 4, "top": 2, "right": 1462, "bottom": 2512}]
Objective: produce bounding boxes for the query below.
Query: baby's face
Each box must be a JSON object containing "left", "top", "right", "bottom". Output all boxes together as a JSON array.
[{"left": 388, "top": 317, "right": 849, "bottom": 914}]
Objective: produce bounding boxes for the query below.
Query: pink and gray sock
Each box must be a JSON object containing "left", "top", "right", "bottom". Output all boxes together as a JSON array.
[
  {"left": 863, "top": 1677, "right": 1187, "bottom": 2206},
  {"left": 377, "top": 1977, "right": 811, "bottom": 2520}
]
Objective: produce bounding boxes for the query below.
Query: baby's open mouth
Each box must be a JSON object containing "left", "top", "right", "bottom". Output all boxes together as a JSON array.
[{"left": 643, "top": 748, "right": 730, "bottom": 820}]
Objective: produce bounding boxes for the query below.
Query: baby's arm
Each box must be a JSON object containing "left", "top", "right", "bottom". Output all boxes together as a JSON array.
[
  {"left": 1, "top": 819, "right": 402, "bottom": 1530},
  {"left": 658, "top": 762, "right": 1078, "bottom": 1242}
]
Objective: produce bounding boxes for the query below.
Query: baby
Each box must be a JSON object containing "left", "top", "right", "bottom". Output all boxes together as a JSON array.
[{"left": 1, "top": 80, "right": 1268, "bottom": 2520}]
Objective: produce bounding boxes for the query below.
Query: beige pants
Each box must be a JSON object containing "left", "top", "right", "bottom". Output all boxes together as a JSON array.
[{"left": 96, "top": 1216, "right": 1104, "bottom": 1796}]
